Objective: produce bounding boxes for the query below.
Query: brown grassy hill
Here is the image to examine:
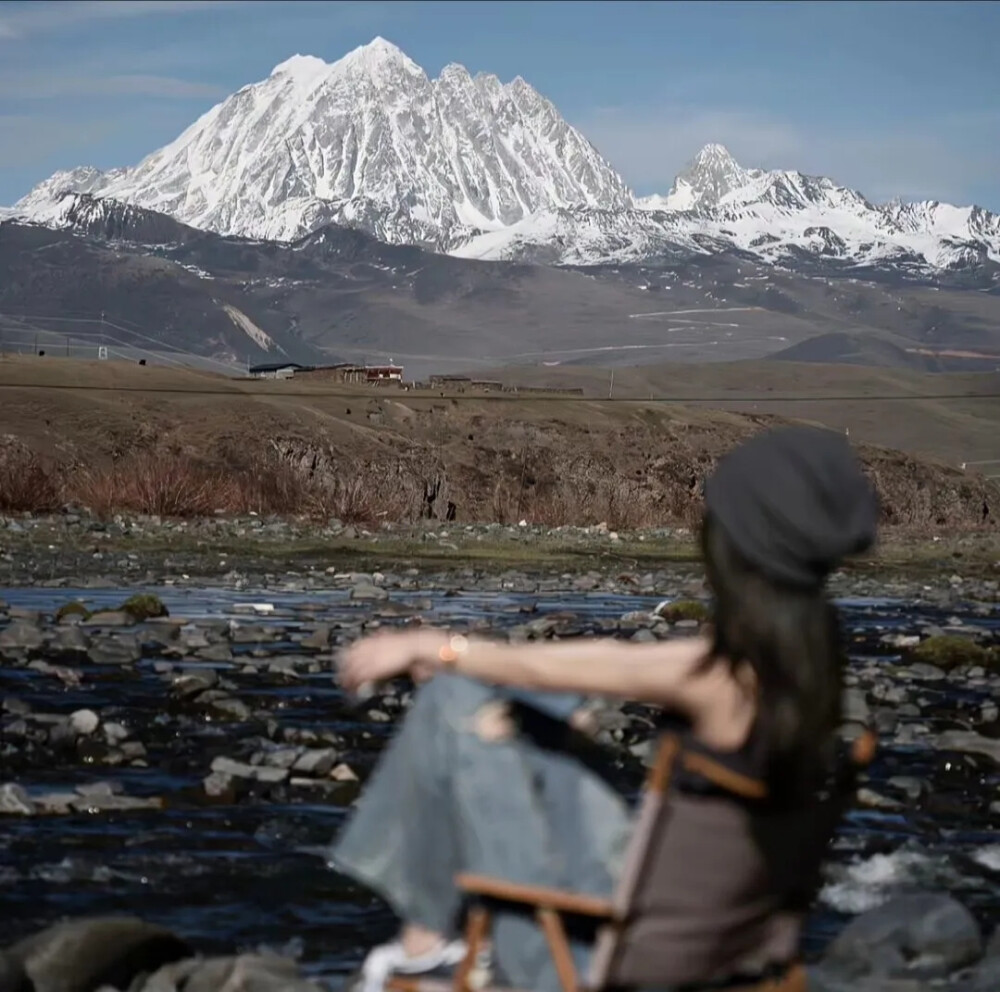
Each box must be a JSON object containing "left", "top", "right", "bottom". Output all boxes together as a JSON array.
[
  {"left": 475, "top": 360, "right": 1000, "bottom": 467},
  {"left": 0, "top": 356, "right": 995, "bottom": 530}
]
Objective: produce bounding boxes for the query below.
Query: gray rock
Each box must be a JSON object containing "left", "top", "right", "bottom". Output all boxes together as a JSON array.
[
  {"left": 103, "top": 721, "right": 130, "bottom": 744},
  {"left": 856, "top": 787, "right": 904, "bottom": 810},
  {"left": 210, "top": 757, "right": 288, "bottom": 783},
  {"left": 821, "top": 893, "right": 982, "bottom": 981},
  {"left": 87, "top": 634, "right": 142, "bottom": 666},
  {"left": 300, "top": 625, "right": 331, "bottom": 650},
  {"left": 292, "top": 747, "right": 338, "bottom": 777},
  {"left": 203, "top": 695, "right": 253, "bottom": 722},
  {"left": 0, "top": 783, "right": 36, "bottom": 816},
  {"left": 965, "top": 953, "right": 1000, "bottom": 992},
  {"left": 806, "top": 967, "right": 933, "bottom": 992},
  {"left": 139, "top": 952, "right": 320, "bottom": 992},
  {"left": 171, "top": 670, "right": 219, "bottom": 698},
  {"left": 0, "top": 621, "right": 44, "bottom": 654},
  {"left": 75, "top": 780, "right": 122, "bottom": 798},
  {"left": 350, "top": 583, "right": 389, "bottom": 602},
  {"left": 47, "top": 625, "right": 90, "bottom": 658},
  {"left": 203, "top": 771, "right": 235, "bottom": 797},
  {"left": 196, "top": 642, "right": 234, "bottom": 663},
  {"left": 83, "top": 610, "right": 135, "bottom": 627},
  {"left": 69, "top": 708, "right": 100, "bottom": 736},
  {"left": 33, "top": 792, "right": 81, "bottom": 814},
  {"left": 935, "top": 731, "right": 1000, "bottom": 763},
  {"left": 887, "top": 776, "right": 927, "bottom": 801},
  {"left": 842, "top": 688, "right": 871, "bottom": 724},
  {"left": 7, "top": 916, "right": 192, "bottom": 992},
  {"left": 71, "top": 793, "right": 162, "bottom": 813}
]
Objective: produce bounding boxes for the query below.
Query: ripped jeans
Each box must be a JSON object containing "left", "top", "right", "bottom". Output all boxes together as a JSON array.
[{"left": 331, "top": 674, "right": 632, "bottom": 992}]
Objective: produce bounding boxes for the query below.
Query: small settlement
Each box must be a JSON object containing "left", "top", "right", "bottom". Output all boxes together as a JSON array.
[
  {"left": 248, "top": 362, "right": 403, "bottom": 383},
  {"left": 247, "top": 362, "right": 584, "bottom": 395}
]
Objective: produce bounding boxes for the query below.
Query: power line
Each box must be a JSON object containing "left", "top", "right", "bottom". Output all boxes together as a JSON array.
[{"left": 0, "top": 312, "right": 244, "bottom": 375}]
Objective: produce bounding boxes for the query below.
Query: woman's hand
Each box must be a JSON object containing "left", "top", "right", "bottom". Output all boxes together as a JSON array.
[{"left": 338, "top": 627, "right": 448, "bottom": 693}]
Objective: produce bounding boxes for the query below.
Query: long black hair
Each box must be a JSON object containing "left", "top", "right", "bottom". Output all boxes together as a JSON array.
[{"left": 700, "top": 512, "right": 844, "bottom": 801}]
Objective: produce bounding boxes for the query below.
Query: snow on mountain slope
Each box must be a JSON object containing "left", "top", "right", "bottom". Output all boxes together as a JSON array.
[
  {"left": 637, "top": 143, "right": 762, "bottom": 212},
  {"left": 14, "top": 37, "right": 630, "bottom": 246},
  {"left": 11, "top": 40, "right": 1000, "bottom": 277},
  {"left": 461, "top": 144, "right": 1000, "bottom": 272}
]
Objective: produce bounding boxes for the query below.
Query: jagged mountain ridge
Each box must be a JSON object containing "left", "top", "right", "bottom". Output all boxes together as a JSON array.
[
  {"left": 15, "top": 38, "right": 630, "bottom": 247},
  {"left": 10, "top": 39, "right": 1000, "bottom": 277},
  {"left": 458, "top": 144, "right": 1000, "bottom": 273}
]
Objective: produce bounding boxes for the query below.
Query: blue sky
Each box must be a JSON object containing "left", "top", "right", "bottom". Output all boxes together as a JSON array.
[{"left": 1, "top": 0, "right": 998, "bottom": 209}]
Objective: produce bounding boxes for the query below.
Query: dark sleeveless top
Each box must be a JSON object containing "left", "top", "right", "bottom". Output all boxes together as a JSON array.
[{"left": 609, "top": 713, "right": 838, "bottom": 988}]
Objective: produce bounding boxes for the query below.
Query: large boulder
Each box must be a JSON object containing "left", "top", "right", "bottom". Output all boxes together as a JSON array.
[
  {"left": 818, "top": 893, "right": 982, "bottom": 982},
  {"left": 6, "top": 916, "right": 191, "bottom": 992},
  {"left": 138, "top": 953, "right": 321, "bottom": 992},
  {"left": 0, "top": 950, "right": 32, "bottom": 992}
]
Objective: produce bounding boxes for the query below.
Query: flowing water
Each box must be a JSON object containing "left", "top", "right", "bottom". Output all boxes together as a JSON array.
[{"left": 1, "top": 586, "right": 999, "bottom": 981}]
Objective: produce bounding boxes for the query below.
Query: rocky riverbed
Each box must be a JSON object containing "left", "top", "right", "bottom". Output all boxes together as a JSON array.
[{"left": 2, "top": 511, "right": 1000, "bottom": 990}]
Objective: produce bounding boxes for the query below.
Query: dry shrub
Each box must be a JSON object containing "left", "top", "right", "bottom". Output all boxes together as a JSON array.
[
  {"left": 68, "top": 448, "right": 423, "bottom": 523},
  {"left": 72, "top": 453, "right": 234, "bottom": 518},
  {"left": 0, "top": 444, "right": 63, "bottom": 513}
]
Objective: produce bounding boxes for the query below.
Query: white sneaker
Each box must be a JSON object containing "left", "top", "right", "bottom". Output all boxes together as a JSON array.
[{"left": 352, "top": 938, "right": 467, "bottom": 992}]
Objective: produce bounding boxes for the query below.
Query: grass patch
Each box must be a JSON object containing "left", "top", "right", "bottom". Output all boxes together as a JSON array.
[
  {"left": 910, "top": 635, "right": 997, "bottom": 670},
  {"left": 55, "top": 601, "right": 92, "bottom": 622},
  {"left": 655, "top": 599, "right": 711, "bottom": 622},
  {"left": 119, "top": 593, "right": 169, "bottom": 621}
]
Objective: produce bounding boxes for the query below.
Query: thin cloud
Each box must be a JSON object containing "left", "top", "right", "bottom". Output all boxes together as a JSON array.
[
  {"left": 0, "top": 114, "right": 117, "bottom": 167},
  {"left": 0, "top": 1, "right": 246, "bottom": 40},
  {"left": 4, "top": 73, "right": 227, "bottom": 100}
]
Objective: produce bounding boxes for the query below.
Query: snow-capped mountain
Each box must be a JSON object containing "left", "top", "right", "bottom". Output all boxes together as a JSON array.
[
  {"left": 637, "top": 143, "right": 762, "bottom": 212},
  {"left": 456, "top": 144, "right": 1000, "bottom": 273},
  {"left": 14, "top": 37, "right": 630, "bottom": 246},
  {"left": 10, "top": 38, "right": 1000, "bottom": 277}
]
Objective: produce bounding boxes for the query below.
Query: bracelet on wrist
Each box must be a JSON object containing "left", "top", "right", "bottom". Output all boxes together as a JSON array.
[{"left": 438, "top": 633, "right": 470, "bottom": 668}]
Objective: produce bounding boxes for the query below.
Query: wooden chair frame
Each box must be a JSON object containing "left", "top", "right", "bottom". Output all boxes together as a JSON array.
[{"left": 389, "top": 730, "right": 877, "bottom": 992}]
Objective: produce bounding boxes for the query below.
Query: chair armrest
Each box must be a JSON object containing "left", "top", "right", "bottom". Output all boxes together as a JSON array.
[{"left": 456, "top": 873, "right": 615, "bottom": 918}]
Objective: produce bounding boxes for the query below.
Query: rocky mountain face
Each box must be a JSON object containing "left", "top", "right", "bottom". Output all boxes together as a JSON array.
[
  {"left": 14, "top": 38, "right": 630, "bottom": 248},
  {"left": 11, "top": 38, "right": 1000, "bottom": 280},
  {"left": 457, "top": 144, "right": 1000, "bottom": 277}
]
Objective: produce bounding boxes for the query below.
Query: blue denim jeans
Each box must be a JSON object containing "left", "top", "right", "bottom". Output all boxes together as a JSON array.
[{"left": 331, "top": 674, "right": 632, "bottom": 992}]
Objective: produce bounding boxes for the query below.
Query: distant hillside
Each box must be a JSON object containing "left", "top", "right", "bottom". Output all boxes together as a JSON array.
[{"left": 0, "top": 356, "right": 994, "bottom": 532}]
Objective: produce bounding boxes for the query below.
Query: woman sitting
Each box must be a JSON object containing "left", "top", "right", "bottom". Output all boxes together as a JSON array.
[{"left": 333, "top": 425, "right": 879, "bottom": 992}]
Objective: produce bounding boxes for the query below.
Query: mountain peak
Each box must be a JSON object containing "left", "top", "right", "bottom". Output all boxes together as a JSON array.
[
  {"left": 270, "top": 53, "right": 329, "bottom": 85},
  {"left": 18, "top": 37, "right": 631, "bottom": 242},
  {"left": 664, "top": 143, "right": 753, "bottom": 210},
  {"left": 692, "top": 142, "right": 740, "bottom": 167},
  {"left": 336, "top": 36, "right": 419, "bottom": 73}
]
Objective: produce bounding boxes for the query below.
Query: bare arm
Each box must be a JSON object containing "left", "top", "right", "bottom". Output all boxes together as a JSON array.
[
  {"left": 340, "top": 627, "right": 716, "bottom": 715},
  {"left": 442, "top": 634, "right": 712, "bottom": 707}
]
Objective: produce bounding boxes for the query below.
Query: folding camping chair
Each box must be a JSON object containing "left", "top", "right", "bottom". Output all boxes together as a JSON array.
[{"left": 388, "top": 728, "right": 877, "bottom": 992}]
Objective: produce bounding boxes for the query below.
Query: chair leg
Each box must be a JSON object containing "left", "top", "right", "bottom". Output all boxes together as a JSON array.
[
  {"left": 454, "top": 906, "right": 492, "bottom": 992},
  {"left": 536, "top": 908, "right": 578, "bottom": 992}
]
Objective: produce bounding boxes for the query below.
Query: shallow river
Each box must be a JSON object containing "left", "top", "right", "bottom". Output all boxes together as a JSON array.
[{"left": 1, "top": 585, "right": 999, "bottom": 983}]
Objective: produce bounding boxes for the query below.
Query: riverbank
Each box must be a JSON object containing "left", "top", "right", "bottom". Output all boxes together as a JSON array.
[
  {"left": 1, "top": 512, "right": 998, "bottom": 599},
  {"left": 1, "top": 576, "right": 999, "bottom": 991}
]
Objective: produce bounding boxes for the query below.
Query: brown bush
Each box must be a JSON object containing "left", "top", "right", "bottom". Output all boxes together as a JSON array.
[
  {"left": 3, "top": 427, "right": 994, "bottom": 533},
  {"left": 72, "top": 453, "right": 235, "bottom": 518},
  {"left": 65, "top": 448, "right": 423, "bottom": 524},
  {"left": 0, "top": 444, "right": 63, "bottom": 513}
]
